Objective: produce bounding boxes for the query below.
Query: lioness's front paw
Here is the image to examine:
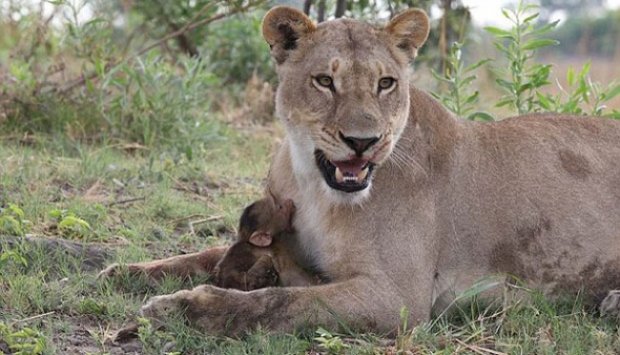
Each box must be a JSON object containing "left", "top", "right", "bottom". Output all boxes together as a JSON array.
[
  {"left": 600, "top": 290, "right": 620, "bottom": 317},
  {"left": 139, "top": 285, "right": 256, "bottom": 336},
  {"left": 140, "top": 291, "right": 190, "bottom": 322}
]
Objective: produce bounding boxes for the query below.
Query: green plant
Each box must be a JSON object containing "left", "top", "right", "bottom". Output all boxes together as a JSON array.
[
  {"left": 314, "top": 327, "right": 349, "bottom": 354},
  {"left": 203, "top": 12, "right": 275, "bottom": 83},
  {"left": 431, "top": 42, "right": 494, "bottom": 121},
  {"left": 0, "top": 204, "right": 29, "bottom": 236},
  {"left": 537, "top": 63, "right": 620, "bottom": 118},
  {"left": 0, "top": 249, "right": 28, "bottom": 269},
  {"left": 99, "top": 54, "right": 221, "bottom": 148},
  {"left": 77, "top": 298, "right": 107, "bottom": 316},
  {"left": 0, "top": 322, "right": 46, "bottom": 355},
  {"left": 0, "top": 0, "right": 258, "bottom": 148},
  {"left": 396, "top": 305, "right": 415, "bottom": 351},
  {"left": 49, "top": 208, "right": 92, "bottom": 240},
  {"left": 485, "top": 1, "right": 559, "bottom": 114}
]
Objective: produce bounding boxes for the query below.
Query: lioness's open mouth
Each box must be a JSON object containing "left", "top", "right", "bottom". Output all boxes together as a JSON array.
[{"left": 314, "top": 150, "right": 376, "bottom": 193}]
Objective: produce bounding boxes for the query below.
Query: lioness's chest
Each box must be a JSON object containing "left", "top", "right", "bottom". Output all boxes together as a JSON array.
[{"left": 292, "top": 194, "right": 386, "bottom": 277}]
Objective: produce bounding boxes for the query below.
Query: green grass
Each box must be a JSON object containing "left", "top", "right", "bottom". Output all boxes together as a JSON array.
[{"left": 1, "top": 126, "right": 620, "bottom": 354}]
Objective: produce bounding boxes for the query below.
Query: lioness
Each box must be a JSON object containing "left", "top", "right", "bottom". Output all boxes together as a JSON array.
[
  {"left": 214, "top": 194, "right": 318, "bottom": 290},
  {"left": 102, "top": 7, "right": 620, "bottom": 335}
]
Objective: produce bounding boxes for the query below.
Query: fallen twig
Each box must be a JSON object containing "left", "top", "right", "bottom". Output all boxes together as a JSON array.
[
  {"left": 188, "top": 215, "right": 223, "bottom": 235},
  {"left": 13, "top": 311, "right": 56, "bottom": 324},
  {"left": 454, "top": 338, "right": 506, "bottom": 355},
  {"left": 106, "top": 196, "right": 145, "bottom": 207},
  {"left": 170, "top": 214, "right": 207, "bottom": 224}
]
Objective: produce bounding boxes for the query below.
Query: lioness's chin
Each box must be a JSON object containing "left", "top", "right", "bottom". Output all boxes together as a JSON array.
[{"left": 319, "top": 179, "right": 372, "bottom": 205}]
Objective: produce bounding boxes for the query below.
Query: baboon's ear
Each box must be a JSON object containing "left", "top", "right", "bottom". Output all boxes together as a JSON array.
[
  {"left": 262, "top": 6, "right": 316, "bottom": 64},
  {"left": 385, "top": 9, "right": 430, "bottom": 61},
  {"left": 249, "top": 231, "right": 273, "bottom": 247}
]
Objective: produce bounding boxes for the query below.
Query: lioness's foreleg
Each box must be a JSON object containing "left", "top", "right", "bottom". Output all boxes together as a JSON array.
[
  {"left": 98, "top": 246, "right": 228, "bottom": 281},
  {"left": 139, "top": 276, "right": 430, "bottom": 336}
]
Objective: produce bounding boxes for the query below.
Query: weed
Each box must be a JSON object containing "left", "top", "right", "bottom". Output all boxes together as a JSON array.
[
  {"left": 0, "top": 322, "right": 46, "bottom": 355},
  {"left": 314, "top": 327, "right": 350, "bottom": 354},
  {"left": 0, "top": 204, "right": 29, "bottom": 236},
  {"left": 431, "top": 42, "right": 494, "bottom": 121},
  {"left": 0, "top": 248, "right": 28, "bottom": 269},
  {"left": 485, "top": 1, "right": 559, "bottom": 114},
  {"left": 537, "top": 62, "right": 620, "bottom": 118}
]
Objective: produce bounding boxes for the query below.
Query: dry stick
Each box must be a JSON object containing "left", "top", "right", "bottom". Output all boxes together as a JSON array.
[
  {"left": 56, "top": 0, "right": 264, "bottom": 94},
  {"left": 170, "top": 214, "right": 222, "bottom": 225},
  {"left": 106, "top": 196, "right": 146, "bottom": 207},
  {"left": 13, "top": 311, "right": 56, "bottom": 324},
  {"left": 188, "top": 215, "right": 224, "bottom": 235},
  {"left": 454, "top": 339, "right": 507, "bottom": 355}
]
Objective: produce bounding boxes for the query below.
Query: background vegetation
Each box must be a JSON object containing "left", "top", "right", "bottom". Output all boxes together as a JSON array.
[{"left": 1, "top": 0, "right": 619, "bottom": 353}]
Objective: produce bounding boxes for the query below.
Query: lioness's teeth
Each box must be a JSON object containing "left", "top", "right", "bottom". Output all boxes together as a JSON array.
[
  {"left": 335, "top": 167, "right": 344, "bottom": 183},
  {"left": 357, "top": 167, "right": 369, "bottom": 180}
]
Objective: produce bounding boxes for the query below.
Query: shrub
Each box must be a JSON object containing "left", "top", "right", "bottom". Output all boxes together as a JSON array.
[
  {"left": 433, "top": 0, "right": 620, "bottom": 119},
  {"left": 0, "top": 0, "right": 262, "bottom": 147}
]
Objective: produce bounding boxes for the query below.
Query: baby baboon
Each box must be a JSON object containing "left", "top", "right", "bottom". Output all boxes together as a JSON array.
[{"left": 214, "top": 193, "right": 318, "bottom": 291}]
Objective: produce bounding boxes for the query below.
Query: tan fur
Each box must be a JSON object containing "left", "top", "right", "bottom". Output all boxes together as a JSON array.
[{"left": 105, "top": 7, "right": 620, "bottom": 335}]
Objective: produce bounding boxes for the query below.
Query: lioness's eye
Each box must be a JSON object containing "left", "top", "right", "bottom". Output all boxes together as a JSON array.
[
  {"left": 314, "top": 75, "right": 334, "bottom": 88},
  {"left": 378, "top": 77, "right": 396, "bottom": 91}
]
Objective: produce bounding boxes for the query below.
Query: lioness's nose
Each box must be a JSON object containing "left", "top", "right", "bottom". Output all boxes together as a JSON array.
[{"left": 339, "top": 133, "right": 380, "bottom": 155}]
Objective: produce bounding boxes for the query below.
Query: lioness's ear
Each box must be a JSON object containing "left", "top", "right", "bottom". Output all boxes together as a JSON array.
[
  {"left": 249, "top": 231, "right": 273, "bottom": 247},
  {"left": 262, "top": 6, "right": 316, "bottom": 64},
  {"left": 385, "top": 9, "right": 430, "bottom": 61}
]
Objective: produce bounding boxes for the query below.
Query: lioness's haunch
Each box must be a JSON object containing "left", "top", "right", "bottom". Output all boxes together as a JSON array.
[
  {"left": 103, "top": 6, "right": 620, "bottom": 336},
  {"left": 214, "top": 194, "right": 318, "bottom": 291}
]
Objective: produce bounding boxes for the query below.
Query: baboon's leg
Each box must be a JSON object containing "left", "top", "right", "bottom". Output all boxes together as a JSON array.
[{"left": 98, "top": 246, "right": 229, "bottom": 281}]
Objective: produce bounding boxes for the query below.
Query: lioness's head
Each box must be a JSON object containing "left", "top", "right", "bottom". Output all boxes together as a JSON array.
[{"left": 262, "top": 7, "right": 429, "bottom": 204}]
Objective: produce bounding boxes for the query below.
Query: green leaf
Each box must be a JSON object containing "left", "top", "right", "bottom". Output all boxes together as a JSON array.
[
  {"left": 430, "top": 68, "right": 452, "bottom": 83},
  {"left": 566, "top": 67, "right": 575, "bottom": 86},
  {"left": 458, "top": 277, "right": 504, "bottom": 300},
  {"left": 523, "top": 12, "right": 540, "bottom": 24},
  {"left": 84, "top": 18, "right": 108, "bottom": 27},
  {"left": 48, "top": 209, "right": 63, "bottom": 219},
  {"left": 496, "top": 79, "right": 514, "bottom": 91},
  {"left": 484, "top": 26, "right": 513, "bottom": 38},
  {"left": 58, "top": 215, "right": 91, "bottom": 231},
  {"left": 0, "top": 216, "right": 23, "bottom": 235},
  {"left": 465, "top": 59, "right": 492, "bottom": 73},
  {"left": 496, "top": 98, "right": 514, "bottom": 108},
  {"left": 536, "top": 92, "right": 553, "bottom": 110},
  {"left": 605, "top": 110, "right": 620, "bottom": 120},
  {"left": 459, "top": 76, "right": 476, "bottom": 88},
  {"left": 529, "top": 20, "right": 560, "bottom": 37},
  {"left": 501, "top": 9, "right": 512, "bottom": 21},
  {"left": 0, "top": 250, "right": 28, "bottom": 267},
  {"left": 7, "top": 204, "right": 24, "bottom": 219},
  {"left": 468, "top": 111, "right": 495, "bottom": 122},
  {"left": 464, "top": 91, "right": 479, "bottom": 105},
  {"left": 603, "top": 83, "right": 620, "bottom": 101},
  {"left": 522, "top": 39, "right": 559, "bottom": 51}
]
